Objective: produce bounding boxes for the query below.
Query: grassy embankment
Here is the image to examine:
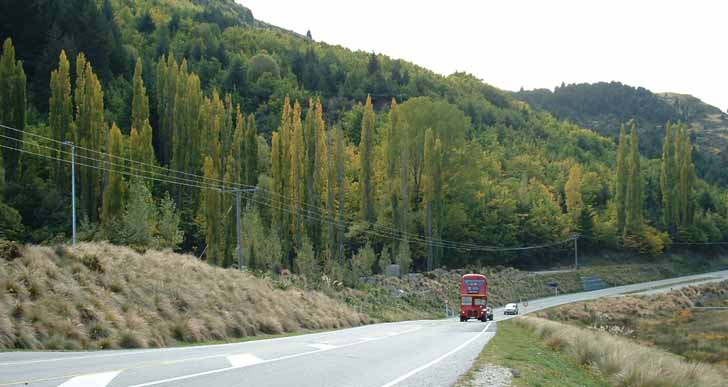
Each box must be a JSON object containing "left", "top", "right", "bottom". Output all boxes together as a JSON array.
[
  {"left": 516, "top": 317, "right": 726, "bottom": 387},
  {"left": 537, "top": 281, "right": 728, "bottom": 368},
  {"left": 457, "top": 319, "right": 609, "bottom": 387},
  {"left": 460, "top": 316, "right": 726, "bottom": 387},
  {"left": 0, "top": 243, "right": 366, "bottom": 350}
]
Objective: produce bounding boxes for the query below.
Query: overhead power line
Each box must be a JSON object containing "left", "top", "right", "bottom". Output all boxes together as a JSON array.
[{"left": 0, "top": 123, "right": 584, "bottom": 252}]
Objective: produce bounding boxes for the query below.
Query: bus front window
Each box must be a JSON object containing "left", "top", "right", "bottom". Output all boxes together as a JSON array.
[{"left": 461, "top": 296, "right": 472, "bottom": 306}]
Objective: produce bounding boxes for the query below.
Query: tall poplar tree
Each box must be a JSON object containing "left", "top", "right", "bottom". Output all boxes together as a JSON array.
[
  {"left": 271, "top": 130, "right": 283, "bottom": 232},
  {"left": 676, "top": 124, "right": 695, "bottom": 228},
  {"left": 398, "top": 102, "right": 412, "bottom": 270},
  {"left": 334, "top": 126, "right": 347, "bottom": 261},
  {"left": 156, "top": 54, "right": 179, "bottom": 165},
  {"left": 171, "top": 60, "right": 202, "bottom": 197},
  {"left": 289, "top": 100, "right": 305, "bottom": 250},
  {"left": 271, "top": 97, "right": 293, "bottom": 259},
  {"left": 49, "top": 50, "right": 72, "bottom": 184},
  {"left": 359, "top": 95, "right": 376, "bottom": 224},
  {"left": 244, "top": 113, "right": 258, "bottom": 187},
  {"left": 565, "top": 163, "right": 584, "bottom": 230},
  {"left": 624, "top": 122, "right": 642, "bottom": 236},
  {"left": 74, "top": 53, "right": 105, "bottom": 222},
  {"left": 102, "top": 123, "right": 124, "bottom": 224},
  {"left": 302, "top": 98, "right": 326, "bottom": 251},
  {"left": 422, "top": 128, "right": 443, "bottom": 270},
  {"left": 384, "top": 99, "right": 401, "bottom": 240},
  {"left": 660, "top": 122, "right": 677, "bottom": 233},
  {"left": 130, "top": 58, "right": 155, "bottom": 176},
  {"left": 323, "top": 125, "right": 337, "bottom": 261},
  {"left": 0, "top": 38, "right": 26, "bottom": 180},
  {"left": 615, "top": 125, "right": 628, "bottom": 235},
  {"left": 201, "top": 156, "right": 222, "bottom": 265}
]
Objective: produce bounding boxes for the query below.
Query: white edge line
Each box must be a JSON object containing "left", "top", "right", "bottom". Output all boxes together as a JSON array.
[
  {"left": 127, "top": 326, "right": 422, "bottom": 387},
  {"left": 379, "top": 322, "right": 492, "bottom": 387}
]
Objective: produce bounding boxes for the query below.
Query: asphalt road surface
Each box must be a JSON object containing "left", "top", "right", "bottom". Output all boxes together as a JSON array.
[{"left": 2, "top": 270, "right": 727, "bottom": 387}]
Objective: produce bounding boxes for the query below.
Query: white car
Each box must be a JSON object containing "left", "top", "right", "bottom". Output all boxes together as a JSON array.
[{"left": 503, "top": 303, "right": 519, "bottom": 315}]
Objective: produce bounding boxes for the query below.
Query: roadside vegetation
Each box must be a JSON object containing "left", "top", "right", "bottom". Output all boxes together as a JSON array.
[
  {"left": 537, "top": 280, "right": 728, "bottom": 368},
  {"left": 516, "top": 316, "right": 726, "bottom": 387},
  {"left": 457, "top": 319, "right": 609, "bottom": 387}
]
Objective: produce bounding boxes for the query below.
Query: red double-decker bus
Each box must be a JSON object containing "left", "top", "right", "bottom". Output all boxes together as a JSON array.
[{"left": 459, "top": 274, "right": 491, "bottom": 322}]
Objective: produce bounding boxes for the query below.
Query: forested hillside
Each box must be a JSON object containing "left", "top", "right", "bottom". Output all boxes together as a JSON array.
[
  {"left": 0, "top": 0, "right": 727, "bottom": 281},
  {"left": 514, "top": 82, "right": 728, "bottom": 185}
]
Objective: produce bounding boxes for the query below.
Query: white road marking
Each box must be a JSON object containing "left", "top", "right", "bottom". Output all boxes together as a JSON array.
[
  {"left": 128, "top": 326, "right": 422, "bottom": 387},
  {"left": 226, "top": 353, "right": 263, "bottom": 368},
  {"left": 307, "top": 344, "right": 337, "bottom": 350},
  {"left": 379, "top": 322, "right": 493, "bottom": 387},
  {"left": 57, "top": 370, "right": 121, "bottom": 387}
]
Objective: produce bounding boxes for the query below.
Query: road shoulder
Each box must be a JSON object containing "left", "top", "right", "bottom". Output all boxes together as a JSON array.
[{"left": 456, "top": 319, "right": 609, "bottom": 387}]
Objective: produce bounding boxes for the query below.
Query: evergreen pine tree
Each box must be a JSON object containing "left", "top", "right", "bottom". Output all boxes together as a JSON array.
[
  {"left": 120, "top": 179, "right": 157, "bottom": 248},
  {"left": 157, "top": 191, "right": 183, "bottom": 249}
]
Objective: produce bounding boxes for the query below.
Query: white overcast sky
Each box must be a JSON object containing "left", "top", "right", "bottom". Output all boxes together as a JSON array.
[{"left": 239, "top": 0, "right": 728, "bottom": 111}]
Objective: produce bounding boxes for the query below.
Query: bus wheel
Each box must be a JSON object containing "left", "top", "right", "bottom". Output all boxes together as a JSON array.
[{"left": 460, "top": 317, "right": 466, "bottom": 322}]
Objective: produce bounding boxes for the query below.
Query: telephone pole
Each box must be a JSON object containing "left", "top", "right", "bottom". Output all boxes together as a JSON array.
[
  {"left": 221, "top": 187, "right": 257, "bottom": 271},
  {"left": 573, "top": 233, "right": 579, "bottom": 270},
  {"left": 64, "top": 141, "right": 76, "bottom": 246}
]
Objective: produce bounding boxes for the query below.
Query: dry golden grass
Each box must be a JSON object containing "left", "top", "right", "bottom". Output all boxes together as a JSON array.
[
  {"left": 518, "top": 316, "right": 727, "bottom": 387},
  {"left": 0, "top": 243, "right": 365, "bottom": 350}
]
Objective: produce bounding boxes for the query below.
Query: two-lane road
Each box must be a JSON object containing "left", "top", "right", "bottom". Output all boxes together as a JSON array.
[{"left": 2, "top": 270, "right": 727, "bottom": 387}]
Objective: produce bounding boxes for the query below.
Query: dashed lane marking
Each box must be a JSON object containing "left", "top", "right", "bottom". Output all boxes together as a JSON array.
[
  {"left": 307, "top": 344, "right": 337, "bottom": 350},
  {"left": 226, "top": 353, "right": 264, "bottom": 368},
  {"left": 57, "top": 370, "right": 121, "bottom": 387}
]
